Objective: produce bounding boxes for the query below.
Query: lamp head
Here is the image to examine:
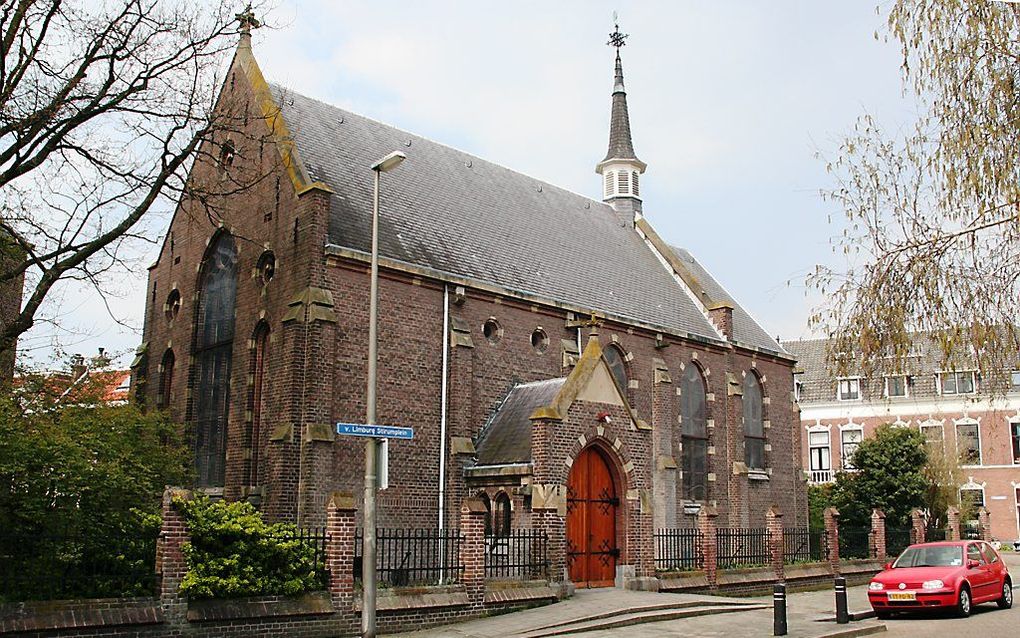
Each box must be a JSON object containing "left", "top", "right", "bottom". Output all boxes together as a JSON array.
[{"left": 371, "top": 151, "right": 407, "bottom": 173}]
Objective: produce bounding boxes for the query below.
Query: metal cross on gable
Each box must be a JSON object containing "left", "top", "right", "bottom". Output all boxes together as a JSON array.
[
  {"left": 607, "top": 13, "right": 628, "bottom": 50},
  {"left": 236, "top": 3, "right": 262, "bottom": 34}
]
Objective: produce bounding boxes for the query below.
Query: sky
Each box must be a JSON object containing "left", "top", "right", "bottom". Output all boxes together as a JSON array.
[{"left": 26, "top": 0, "right": 918, "bottom": 369}]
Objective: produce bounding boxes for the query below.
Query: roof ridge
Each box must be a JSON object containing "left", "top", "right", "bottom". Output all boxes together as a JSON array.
[{"left": 268, "top": 82, "right": 612, "bottom": 211}]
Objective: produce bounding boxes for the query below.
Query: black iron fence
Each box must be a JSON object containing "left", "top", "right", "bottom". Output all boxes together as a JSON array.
[
  {"left": 839, "top": 526, "right": 871, "bottom": 559},
  {"left": 716, "top": 527, "right": 770, "bottom": 569},
  {"left": 484, "top": 529, "right": 548, "bottom": 580},
  {"left": 783, "top": 527, "right": 824, "bottom": 563},
  {"left": 654, "top": 528, "right": 703, "bottom": 571},
  {"left": 927, "top": 527, "right": 948, "bottom": 542},
  {"left": 0, "top": 529, "right": 158, "bottom": 602},
  {"left": 886, "top": 527, "right": 912, "bottom": 558},
  {"left": 354, "top": 528, "right": 462, "bottom": 587}
]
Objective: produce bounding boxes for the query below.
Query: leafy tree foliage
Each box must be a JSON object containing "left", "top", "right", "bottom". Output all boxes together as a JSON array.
[
  {"left": 0, "top": 380, "right": 190, "bottom": 600},
  {"left": 830, "top": 425, "right": 928, "bottom": 527},
  {"left": 176, "top": 496, "right": 326, "bottom": 599},
  {"left": 812, "top": 1, "right": 1020, "bottom": 380}
]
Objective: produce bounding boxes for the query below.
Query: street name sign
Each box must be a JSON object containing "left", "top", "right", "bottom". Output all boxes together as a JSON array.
[{"left": 335, "top": 423, "right": 414, "bottom": 440}]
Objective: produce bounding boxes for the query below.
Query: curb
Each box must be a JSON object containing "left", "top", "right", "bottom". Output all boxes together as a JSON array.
[{"left": 815, "top": 623, "right": 887, "bottom": 638}]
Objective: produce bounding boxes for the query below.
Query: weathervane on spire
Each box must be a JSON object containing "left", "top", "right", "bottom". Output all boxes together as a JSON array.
[
  {"left": 607, "top": 12, "right": 628, "bottom": 50},
  {"left": 236, "top": 3, "right": 261, "bottom": 35}
]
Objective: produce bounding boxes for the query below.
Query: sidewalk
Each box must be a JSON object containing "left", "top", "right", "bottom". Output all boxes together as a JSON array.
[{"left": 387, "top": 585, "right": 883, "bottom": 638}]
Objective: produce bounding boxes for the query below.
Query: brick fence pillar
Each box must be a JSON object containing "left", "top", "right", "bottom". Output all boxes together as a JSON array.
[
  {"left": 947, "top": 506, "right": 961, "bottom": 541},
  {"left": 978, "top": 507, "right": 992, "bottom": 542},
  {"left": 823, "top": 507, "right": 840, "bottom": 576},
  {"left": 910, "top": 509, "right": 926, "bottom": 545},
  {"left": 459, "top": 498, "right": 488, "bottom": 610},
  {"left": 156, "top": 487, "right": 191, "bottom": 622},
  {"left": 870, "top": 509, "right": 886, "bottom": 559},
  {"left": 326, "top": 492, "right": 356, "bottom": 613},
  {"left": 697, "top": 506, "right": 719, "bottom": 589},
  {"left": 766, "top": 506, "right": 785, "bottom": 582}
]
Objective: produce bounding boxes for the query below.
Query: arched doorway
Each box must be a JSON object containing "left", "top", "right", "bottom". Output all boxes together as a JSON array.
[{"left": 566, "top": 445, "right": 619, "bottom": 587}]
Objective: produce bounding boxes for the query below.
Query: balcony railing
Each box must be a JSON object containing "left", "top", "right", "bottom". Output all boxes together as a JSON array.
[{"left": 809, "top": 469, "right": 833, "bottom": 484}]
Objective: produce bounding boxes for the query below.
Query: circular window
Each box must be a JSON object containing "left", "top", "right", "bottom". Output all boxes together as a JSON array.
[
  {"left": 257, "top": 250, "right": 276, "bottom": 284},
  {"left": 482, "top": 318, "right": 502, "bottom": 344},
  {"left": 531, "top": 328, "right": 548, "bottom": 354},
  {"left": 164, "top": 289, "right": 181, "bottom": 320}
]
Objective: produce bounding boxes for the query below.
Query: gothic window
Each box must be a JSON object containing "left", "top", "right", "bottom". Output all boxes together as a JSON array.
[
  {"left": 193, "top": 233, "right": 238, "bottom": 488},
  {"left": 743, "top": 373, "right": 765, "bottom": 470},
  {"left": 680, "top": 364, "right": 708, "bottom": 501},
  {"left": 603, "top": 344, "right": 628, "bottom": 392},
  {"left": 164, "top": 289, "right": 181, "bottom": 320},
  {"left": 248, "top": 322, "right": 269, "bottom": 486},
  {"left": 493, "top": 492, "right": 511, "bottom": 537},
  {"left": 158, "top": 349, "right": 175, "bottom": 410}
]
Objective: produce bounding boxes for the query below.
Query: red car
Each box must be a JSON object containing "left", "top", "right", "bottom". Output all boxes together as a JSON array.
[{"left": 868, "top": 541, "right": 1012, "bottom": 618}]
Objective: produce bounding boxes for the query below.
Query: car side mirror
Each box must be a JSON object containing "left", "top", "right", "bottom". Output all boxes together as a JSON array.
[
  {"left": 884, "top": 562, "right": 892, "bottom": 570},
  {"left": 968, "top": 559, "right": 980, "bottom": 569}
]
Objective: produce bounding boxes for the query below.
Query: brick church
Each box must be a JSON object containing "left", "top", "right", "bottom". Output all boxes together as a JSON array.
[{"left": 136, "top": 21, "right": 807, "bottom": 587}]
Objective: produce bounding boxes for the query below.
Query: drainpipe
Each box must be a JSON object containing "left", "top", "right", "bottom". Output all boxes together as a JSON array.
[
  {"left": 576, "top": 327, "right": 582, "bottom": 357},
  {"left": 438, "top": 284, "right": 450, "bottom": 532}
]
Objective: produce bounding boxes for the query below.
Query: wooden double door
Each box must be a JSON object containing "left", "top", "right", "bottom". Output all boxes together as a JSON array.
[{"left": 566, "top": 446, "right": 619, "bottom": 587}]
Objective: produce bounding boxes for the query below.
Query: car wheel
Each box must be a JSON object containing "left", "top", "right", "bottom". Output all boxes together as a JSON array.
[
  {"left": 957, "top": 586, "right": 972, "bottom": 618},
  {"left": 998, "top": 579, "right": 1013, "bottom": 610}
]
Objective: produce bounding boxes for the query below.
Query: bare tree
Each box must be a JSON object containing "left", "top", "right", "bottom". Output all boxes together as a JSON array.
[
  {"left": 0, "top": 0, "right": 266, "bottom": 364},
  {"left": 811, "top": 1, "right": 1020, "bottom": 383}
]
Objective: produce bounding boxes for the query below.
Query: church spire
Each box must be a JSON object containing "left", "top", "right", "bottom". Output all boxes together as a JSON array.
[{"left": 596, "top": 19, "right": 646, "bottom": 219}]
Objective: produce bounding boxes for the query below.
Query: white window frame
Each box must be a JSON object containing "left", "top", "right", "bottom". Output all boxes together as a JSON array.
[
  {"left": 1010, "top": 419, "right": 1020, "bottom": 466},
  {"left": 955, "top": 418, "right": 983, "bottom": 466},
  {"left": 1010, "top": 370, "right": 1020, "bottom": 393},
  {"left": 919, "top": 420, "right": 945, "bottom": 450},
  {"left": 840, "top": 425, "right": 864, "bottom": 470},
  {"left": 836, "top": 376, "right": 862, "bottom": 402},
  {"left": 959, "top": 479, "right": 986, "bottom": 512},
  {"left": 938, "top": 370, "right": 977, "bottom": 396},
  {"left": 793, "top": 373, "right": 804, "bottom": 403},
  {"left": 808, "top": 430, "right": 831, "bottom": 472},
  {"left": 884, "top": 375, "right": 908, "bottom": 398}
]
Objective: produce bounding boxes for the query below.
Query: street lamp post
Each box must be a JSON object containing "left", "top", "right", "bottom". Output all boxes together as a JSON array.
[{"left": 363, "top": 150, "right": 406, "bottom": 638}]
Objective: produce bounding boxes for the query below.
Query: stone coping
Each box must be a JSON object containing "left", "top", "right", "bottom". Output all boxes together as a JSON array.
[
  {"left": 355, "top": 585, "right": 470, "bottom": 613},
  {"left": 484, "top": 584, "right": 558, "bottom": 604},
  {"left": 0, "top": 597, "right": 163, "bottom": 634},
  {"left": 186, "top": 591, "right": 334, "bottom": 622}
]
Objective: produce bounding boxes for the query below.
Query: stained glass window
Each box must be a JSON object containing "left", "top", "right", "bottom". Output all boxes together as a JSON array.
[
  {"left": 743, "top": 373, "right": 765, "bottom": 470},
  {"left": 248, "top": 323, "right": 269, "bottom": 486},
  {"left": 604, "top": 345, "right": 628, "bottom": 393},
  {"left": 159, "top": 349, "right": 175, "bottom": 410},
  {"left": 681, "top": 364, "right": 708, "bottom": 501},
  {"left": 193, "top": 233, "right": 237, "bottom": 487}
]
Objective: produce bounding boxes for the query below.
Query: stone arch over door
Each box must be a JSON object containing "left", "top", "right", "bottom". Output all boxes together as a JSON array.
[{"left": 566, "top": 442, "right": 626, "bottom": 587}]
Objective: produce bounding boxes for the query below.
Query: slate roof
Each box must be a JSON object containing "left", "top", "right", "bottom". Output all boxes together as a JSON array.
[
  {"left": 474, "top": 378, "right": 566, "bottom": 466},
  {"left": 783, "top": 336, "right": 978, "bottom": 405},
  {"left": 270, "top": 84, "right": 782, "bottom": 353},
  {"left": 669, "top": 247, "right": 783, "bottom": 354}
]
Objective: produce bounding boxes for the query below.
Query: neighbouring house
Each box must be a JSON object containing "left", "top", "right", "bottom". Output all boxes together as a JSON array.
[
  {"left": 786, "top": 336, "right": 1020, "bottom": 543},
  {"left": 134, "top": 23, "right": 806, "bottom": 589},
  {"left": 15, "top": 352, "right": 132, "bottom": 407}
]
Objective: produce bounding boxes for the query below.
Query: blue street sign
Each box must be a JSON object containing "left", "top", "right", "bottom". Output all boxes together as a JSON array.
[{"left": 335, "top": 423, "right": 414, "bottom": 440}]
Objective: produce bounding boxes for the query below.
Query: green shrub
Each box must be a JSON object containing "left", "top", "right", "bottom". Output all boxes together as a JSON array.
[{"left": 176, "top": 496, "right": 326, "bottom": 599}]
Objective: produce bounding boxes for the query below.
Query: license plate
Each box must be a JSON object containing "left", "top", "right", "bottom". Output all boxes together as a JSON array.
[{"left": 888, "top": 591, "right": 916, "bottom": 601}]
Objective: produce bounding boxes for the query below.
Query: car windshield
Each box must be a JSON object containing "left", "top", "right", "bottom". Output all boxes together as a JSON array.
[{"left": 892, "top": 545, "right": 963, "bottom": 568}]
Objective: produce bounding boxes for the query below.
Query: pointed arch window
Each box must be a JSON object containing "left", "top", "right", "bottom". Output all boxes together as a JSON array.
[
  {"left": 681, "top": 364, "right": 708, "bottom": 501},
  {"left": 158, "top": 349, "right": 175, "bottom": 410},
  {"left": 479, "top": 493, "right": 493, "bottom": 536},
  {"left": 493, "top": 492, "right": 512, "bottom": 537},
  {"left": 743, "top": 373, "right": 766, "bottom": 470},
  {"left": 603, "top": 344, "right": 628, "bottom": 393},
  {"left": 248, "top": 322, "right": 269, "bottom": 486},
  {"left": 193, "top": 233, "right": 238, "bottom": 488}
]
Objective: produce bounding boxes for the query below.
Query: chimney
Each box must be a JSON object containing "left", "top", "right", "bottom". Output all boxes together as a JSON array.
[
  {"left": 708, "top": 303, "right": 734, "bottom": 340},
  {"left": 70, "top": 353, "right": 87, "bottom": 380}
]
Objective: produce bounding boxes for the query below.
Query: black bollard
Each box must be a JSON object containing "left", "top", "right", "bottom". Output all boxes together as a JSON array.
[
  {"left": 834, "top": 576, "right": 849, "bottom": 624},
  {"left": 773, "top": 582, "right": 788, "bottom": 636}
]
